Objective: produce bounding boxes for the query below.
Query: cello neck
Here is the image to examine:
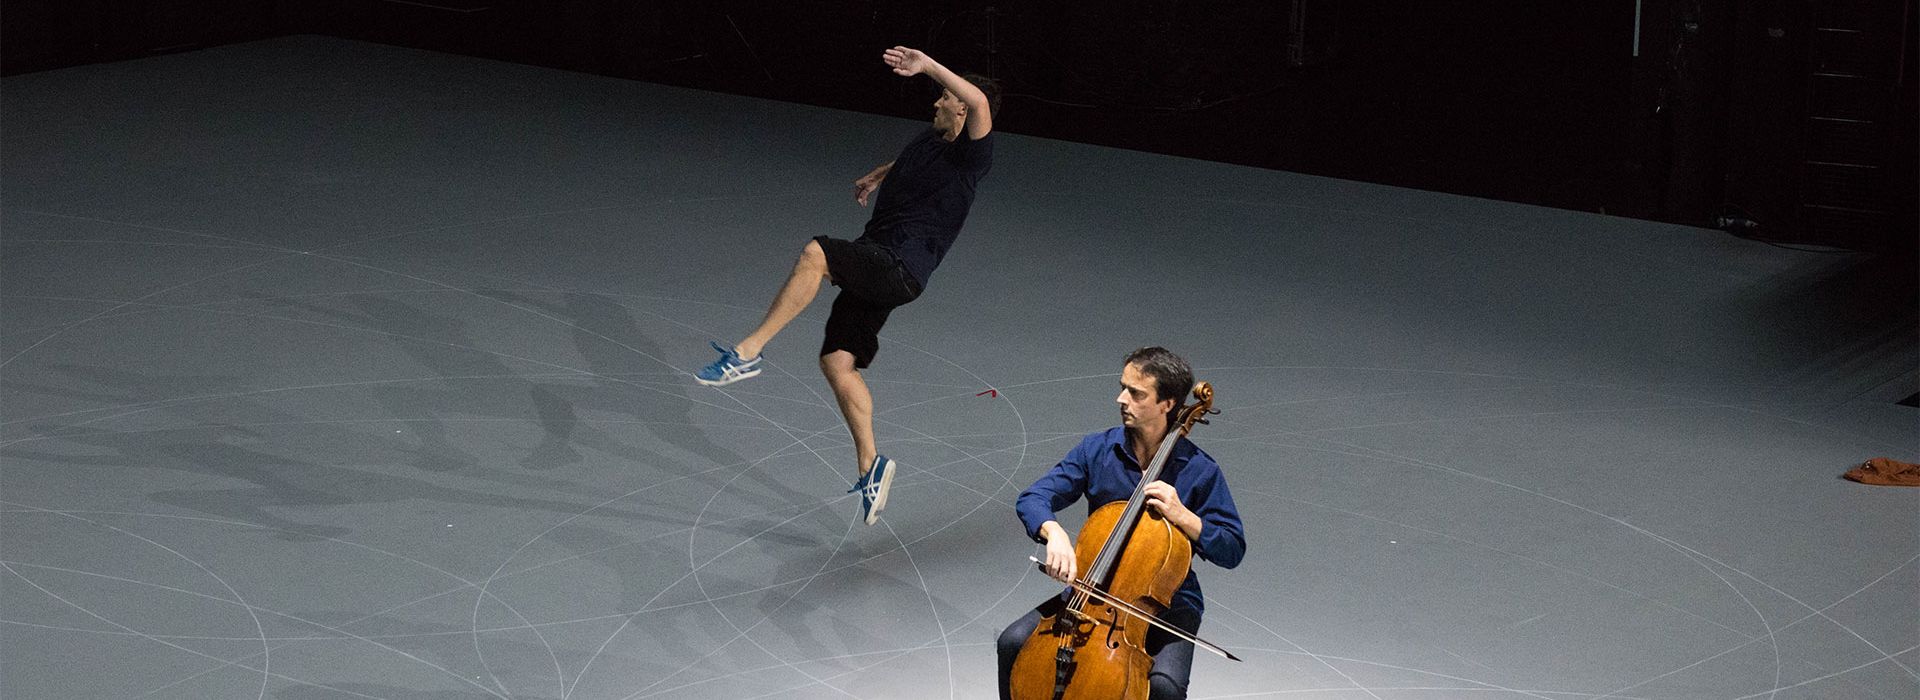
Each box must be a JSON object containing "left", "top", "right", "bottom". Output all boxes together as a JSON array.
[{"left": 1082, "top": 425, "right": 1184, "bottom": 585}]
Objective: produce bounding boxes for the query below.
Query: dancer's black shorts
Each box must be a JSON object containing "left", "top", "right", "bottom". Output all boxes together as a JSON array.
[{"left": 814, "top": 235, "right": 922, "bottom": 369}]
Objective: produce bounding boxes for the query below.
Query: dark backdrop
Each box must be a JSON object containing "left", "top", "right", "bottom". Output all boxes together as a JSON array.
[{"left": 5, "top": 1, "right": 1913, "bottom": 249}]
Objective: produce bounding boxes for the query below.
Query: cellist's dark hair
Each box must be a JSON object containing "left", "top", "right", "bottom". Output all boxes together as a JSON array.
[{"left": 1122, "top": 347, "right": 1193, "bottom": 411}]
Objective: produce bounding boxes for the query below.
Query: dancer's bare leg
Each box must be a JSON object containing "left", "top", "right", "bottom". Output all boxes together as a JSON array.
[
  {"left": 736, "top": 240, "right": 830, "bottom": 360},
  {"left": 820, "top": 350, "right": 878, "bottom": 475}
]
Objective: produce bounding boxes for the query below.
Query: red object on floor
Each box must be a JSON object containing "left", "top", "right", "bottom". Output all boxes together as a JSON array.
[{"left": 1844, "top": 457, "right": 1920, "bottom": 487}]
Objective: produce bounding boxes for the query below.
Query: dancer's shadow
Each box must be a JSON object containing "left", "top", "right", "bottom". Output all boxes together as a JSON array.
[
  {"left": 1, "top": 359, "right": 714, "bottom": 540},
  {"left": 2, "top": 363, "right": 254, "bottom": 438},
  {"left": 4, "top": 425, "right": 707, "bottom": 541},
  {"left": 267, "top": 294, "right": 681, "bottom": 494},
  {"left": 303, "top": 295, "right": 512, "bottom": 474},
  {"left": 480, "top": 290, "right": 821, "bottom": 513}
]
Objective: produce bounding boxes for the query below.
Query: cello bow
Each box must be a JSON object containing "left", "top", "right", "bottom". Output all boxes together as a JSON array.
[{"left": 1028, "top": 556, "right": 1242, "bottom": 662}]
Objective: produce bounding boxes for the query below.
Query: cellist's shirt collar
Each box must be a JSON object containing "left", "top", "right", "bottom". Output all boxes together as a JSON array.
[{"left": 1114, "top": 427, "right": 1193, "bottom": 475}]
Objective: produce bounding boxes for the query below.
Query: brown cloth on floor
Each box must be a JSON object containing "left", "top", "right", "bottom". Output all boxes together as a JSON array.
[{"left": 1843, "top": 457, "right": 1920, "bottom": 487}]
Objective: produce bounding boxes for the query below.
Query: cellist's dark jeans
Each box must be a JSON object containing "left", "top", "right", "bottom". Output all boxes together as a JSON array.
[{"left": 996, "top": 595, "right": 1201, "bottom": 700}]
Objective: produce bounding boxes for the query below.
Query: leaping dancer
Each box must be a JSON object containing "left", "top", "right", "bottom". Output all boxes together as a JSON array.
[{"left": 695, "top": 46, "right": 999, "bottom": 525}]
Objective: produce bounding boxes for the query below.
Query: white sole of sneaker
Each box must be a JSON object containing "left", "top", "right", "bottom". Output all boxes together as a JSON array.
[
  {"left": 865, "top": 458, "right": 895, "bottom": 525},
  {"left": 695, "top": 367, "right": 761, "bottom": 387}
]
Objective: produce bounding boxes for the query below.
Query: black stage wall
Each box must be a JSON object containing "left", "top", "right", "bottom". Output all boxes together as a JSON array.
[{"left": 5, "top": 1, "right": 1914, "bottom": 250}]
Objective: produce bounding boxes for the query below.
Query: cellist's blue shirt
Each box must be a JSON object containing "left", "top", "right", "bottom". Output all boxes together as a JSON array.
[{"left": 1015, "top": 426, "right": 1246, "bottom": 615}]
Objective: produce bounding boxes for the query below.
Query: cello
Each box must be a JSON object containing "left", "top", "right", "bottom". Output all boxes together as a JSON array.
[{"left": 1009, "top": 381, "right": 1239, "bottom": 700}]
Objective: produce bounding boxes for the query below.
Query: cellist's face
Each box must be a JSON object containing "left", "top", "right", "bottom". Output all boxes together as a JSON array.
[{"left": 1117, "top": 363, "right": 1174, "bottom": 431}]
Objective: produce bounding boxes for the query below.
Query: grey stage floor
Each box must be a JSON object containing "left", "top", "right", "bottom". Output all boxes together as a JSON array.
[{"left": 3, "top": 36, "right": 1916, "bottom": 700}]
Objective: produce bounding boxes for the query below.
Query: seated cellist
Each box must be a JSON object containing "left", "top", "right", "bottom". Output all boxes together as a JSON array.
[{"left": 996, "top": 346, "right": 1247, "bottom": 700}]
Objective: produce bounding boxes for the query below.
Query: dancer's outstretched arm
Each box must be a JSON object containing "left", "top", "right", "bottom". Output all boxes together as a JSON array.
[{"left": 882, "top": 46, "right": 993, "bottom": 140}]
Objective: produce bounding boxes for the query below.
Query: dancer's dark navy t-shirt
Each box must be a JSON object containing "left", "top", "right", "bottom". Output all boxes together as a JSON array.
[{"left": 859, "top": 127, "right": 993, "bottom": 290}]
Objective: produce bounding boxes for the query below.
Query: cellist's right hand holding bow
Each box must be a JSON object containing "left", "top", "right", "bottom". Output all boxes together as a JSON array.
[{"left": 1040, "top": 521, "right": 1078, "bottom": 583}]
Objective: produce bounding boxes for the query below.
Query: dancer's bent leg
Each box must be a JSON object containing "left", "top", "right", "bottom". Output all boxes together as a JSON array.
[{"left": 736, "top": 239, "right": 830, "bottom": 361}]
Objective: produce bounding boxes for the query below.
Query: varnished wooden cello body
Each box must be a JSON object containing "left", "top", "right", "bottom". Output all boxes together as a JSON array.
[{"left": 1009, "top": 382, "right": 1234, "bottom": 700}]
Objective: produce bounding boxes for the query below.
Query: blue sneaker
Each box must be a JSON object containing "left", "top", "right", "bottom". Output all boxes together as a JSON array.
[
  {"left": 695, "top": 341, "right": 762, "bottom": 386},
  {"left": 848, "top": 455, "right": 895, "bottom": 525}
]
